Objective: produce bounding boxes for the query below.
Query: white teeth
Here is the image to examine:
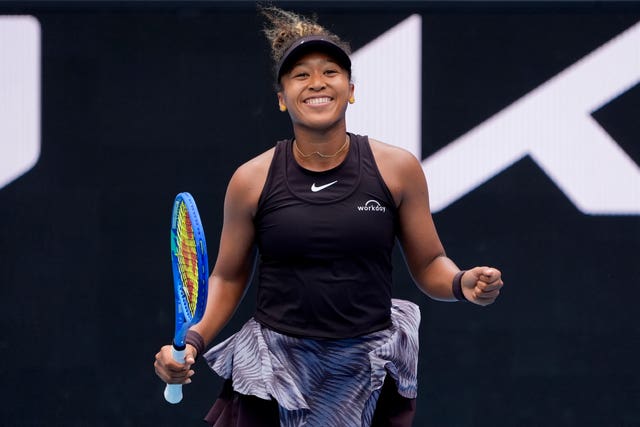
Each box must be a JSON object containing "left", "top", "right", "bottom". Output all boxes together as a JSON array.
[{"left": 305, "top": 97, "right": 331, "bottom": 104}]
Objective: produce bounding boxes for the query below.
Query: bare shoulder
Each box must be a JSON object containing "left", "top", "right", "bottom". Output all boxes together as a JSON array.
[
  {"left": 226, "top": 147, "right": 275, "bottom": 215},
  {"left": 233, "top": 147, "right": 275, "bottom": 183},
  {"left": 368, "top": 138, "right": 422, "bottom": 170},
  {"left": 367, "top": 138, "right": 426, "bottom": 201}
]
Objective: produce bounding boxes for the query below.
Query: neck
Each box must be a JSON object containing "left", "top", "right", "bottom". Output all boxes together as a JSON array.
[
  {"left": 292, "top": 122, "right": 348, "bottom": 152},
  {"left": 291, "top": 125, "right": 350, "bottom": 170}
]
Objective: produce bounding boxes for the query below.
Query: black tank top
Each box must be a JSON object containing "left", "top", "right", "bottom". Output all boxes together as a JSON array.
[{"left": 254, "top": 134, "right": 398, "bottom": 339}]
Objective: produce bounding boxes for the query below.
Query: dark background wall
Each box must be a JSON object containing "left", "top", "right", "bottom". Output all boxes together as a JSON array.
[{"left": 0, "top": 1, "right": 638, "bottom": 426}]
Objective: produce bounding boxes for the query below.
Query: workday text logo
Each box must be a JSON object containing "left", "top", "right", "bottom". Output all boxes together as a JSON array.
[
  {"left": 0, "top": 16, "right": 41, "bottom": 190},
  {"left": 347, "top": 16, "right": 640, "bottom": 215},
  {"left": 357, "top": 200, "right": 387, "bottom": 213}
]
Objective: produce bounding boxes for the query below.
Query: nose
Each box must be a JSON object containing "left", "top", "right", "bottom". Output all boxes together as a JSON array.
[{"left": 308, "top": 72, "right": 326, "bottom": 91}]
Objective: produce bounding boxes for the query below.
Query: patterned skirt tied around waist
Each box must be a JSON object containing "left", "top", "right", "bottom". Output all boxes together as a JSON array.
[{"left": 203, "top": 298, "right": 420, "bottom": 427}]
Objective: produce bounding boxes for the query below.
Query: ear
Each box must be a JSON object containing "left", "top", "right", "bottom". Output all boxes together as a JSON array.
[
  {"left": 349, "top": 83, "right": 355, "bottom": 101},
  {"left": 277, "top": 92, "right": 286, "bottom": 111}
]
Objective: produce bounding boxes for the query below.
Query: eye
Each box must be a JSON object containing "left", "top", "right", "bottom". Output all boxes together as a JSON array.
[
  {"left": 324, "top": 69, "right": 339, "bottom": 76},
  {"left": 293, "top": 71, "right": 309, "bottom": 79}
]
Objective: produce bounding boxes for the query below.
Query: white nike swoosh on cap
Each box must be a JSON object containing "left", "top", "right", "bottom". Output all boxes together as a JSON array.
[{"left": 311, "top": 180, "right": 338, "bottom": 192}]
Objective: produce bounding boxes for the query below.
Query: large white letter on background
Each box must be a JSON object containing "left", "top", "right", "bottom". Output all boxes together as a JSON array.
[
  {"left": 347, "top": 14, "right": 422, "bottom": 161},
  {"left": 0, "top": 16, "right": 41, "bottom": 190},
  {"left": 348, "top": 17, "right": 640, "bottom": 215}
]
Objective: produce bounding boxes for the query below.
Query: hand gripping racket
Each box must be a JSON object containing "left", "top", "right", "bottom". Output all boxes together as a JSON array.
[{"left": 164, "top": 192, "right": 209, "bottom": 404}]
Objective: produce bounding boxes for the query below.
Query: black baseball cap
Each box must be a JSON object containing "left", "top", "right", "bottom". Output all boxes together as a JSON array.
[{"left": 276, "top": 35, "right": 352, "bottom": 81}]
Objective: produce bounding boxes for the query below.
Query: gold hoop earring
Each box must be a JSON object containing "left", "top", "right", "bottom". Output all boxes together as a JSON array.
[
  {"left": 279, "top": 104, "right": 287, "bottom": 112},
  {"left": 348, "top": 97, "right": 355, "bottom": 105}
]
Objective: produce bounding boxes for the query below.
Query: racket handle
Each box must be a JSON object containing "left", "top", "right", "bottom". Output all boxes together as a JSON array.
[{"left": 164, "top": 347, "right": 186, "bottom": 404}]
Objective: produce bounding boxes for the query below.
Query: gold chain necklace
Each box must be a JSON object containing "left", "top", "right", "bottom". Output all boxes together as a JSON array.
[{"left": 293, "top": 136, "right": 350, "bottom": 159}]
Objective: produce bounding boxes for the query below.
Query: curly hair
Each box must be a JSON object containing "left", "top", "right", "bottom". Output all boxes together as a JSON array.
[{"left": 259, "top": 5, "right": 351, "bottom": 80}]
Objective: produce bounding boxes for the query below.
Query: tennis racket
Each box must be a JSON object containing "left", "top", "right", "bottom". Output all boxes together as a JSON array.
[{"left": 164, "top": 192, "right": 209, "bottom": 404}]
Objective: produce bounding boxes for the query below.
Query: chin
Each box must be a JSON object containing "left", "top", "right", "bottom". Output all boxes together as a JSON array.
[{"left": 299, "top": 118, "right": 343, "bottom": 132}]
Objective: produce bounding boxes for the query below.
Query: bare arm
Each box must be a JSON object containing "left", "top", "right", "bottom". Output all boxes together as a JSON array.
[
  {"left": 388, "top": 145, "right": 458, "bottom": 300},
  {"left": 190, "top": 163, "right": 261, "bottom": 346},
  {"left": 155, "top": 149, "right": 273, "bottom": 384},
  {"left": 370, "top": 139, "right": 503, "bottom": 303}
]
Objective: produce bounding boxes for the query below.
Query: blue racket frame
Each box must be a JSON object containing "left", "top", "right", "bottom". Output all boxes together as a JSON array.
[{"left": 170, "top": 192, "right": 209, "bottom": 349}]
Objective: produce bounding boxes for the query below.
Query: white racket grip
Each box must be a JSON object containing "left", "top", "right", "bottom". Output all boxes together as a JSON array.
[{"left": 164, "top": 347, "right": 186, "bottom": 404}]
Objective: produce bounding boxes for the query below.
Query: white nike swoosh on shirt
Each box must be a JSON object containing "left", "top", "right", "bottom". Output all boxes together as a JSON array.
[{"left": 311, "top": 180, "right": 338, "bottom": 192}]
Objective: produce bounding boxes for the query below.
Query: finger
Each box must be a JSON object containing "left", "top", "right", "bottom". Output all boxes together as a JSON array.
[
  {"left": 479, "top": 268, "right": 500, "bottom": 282},
  {"left": 180, "top": 370, "right": 195, "bottom": 385},
  {"left": 484, "top": 276, "right": 503, "bottom": 288},
  {"left": 474, "top": 288, "right": 500, "bottom": 300},
  {"left": 156, "top": 347, "right": 189, "bottom": 370},
  {"left": 472, "top": 290, "right": 499, "bottom": 305},
  {"left": 154, "top": 362, "right": 184, "bottom": 383},
  {"left": 169, "top": 363, "right": 191, "bottom": 373},
  {"left": 475, "top": 279, "right": 503, "bottom": 292},
  {"left": 174, "top": 369, "right": 195, "bottom": 381},
  {"left": 164, "top": 369, "right": 195, "bottom": 383}
]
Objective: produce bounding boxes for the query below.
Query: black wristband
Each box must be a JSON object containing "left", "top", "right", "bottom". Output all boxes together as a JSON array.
[
  {"left": 185, "top": 330, "right": 205, "bottom": 359},
  {"left": 452, "top": 270, "right": 467, "bottom": 301}
]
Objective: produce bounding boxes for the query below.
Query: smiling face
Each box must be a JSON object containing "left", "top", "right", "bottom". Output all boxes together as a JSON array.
[{"left": 277, "top": 51, "right": 354, "bottom": 133}]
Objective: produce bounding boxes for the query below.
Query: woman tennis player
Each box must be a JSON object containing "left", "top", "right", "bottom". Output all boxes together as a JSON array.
[{"left": 154, "top": 6, "right": 504, "bottom": 426}]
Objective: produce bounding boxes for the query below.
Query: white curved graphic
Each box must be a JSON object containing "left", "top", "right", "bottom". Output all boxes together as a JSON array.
[
  {"left": 357, "top": 199, "right": 387, "bottom": 213},
  {"left": 348, "top": 16, "right": 640, "bottom": 215},
  {"left": 347, "top": 14, "right": 422, "bottom": 160},
  {"left": 0, "top": 15, "right": 41, "bottom": 190}
]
